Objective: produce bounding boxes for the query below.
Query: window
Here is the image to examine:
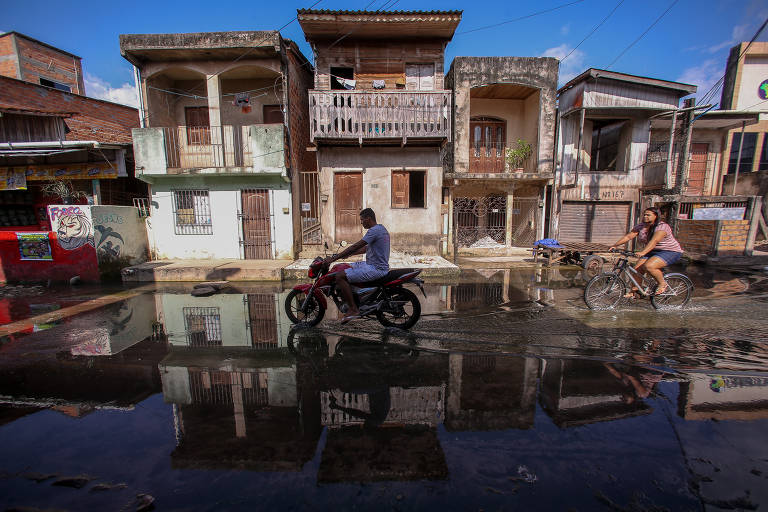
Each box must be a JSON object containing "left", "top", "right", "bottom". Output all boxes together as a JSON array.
[
  {"left": 173, "top": 190, "right": 212, "bottom": 234},
  {"left": 589, "top": 120, "right": 626, "bottom": 171},
  {"left": 727, "top": 132, "right": 758, "bottom": 174},
  {"left": 758, "top": 133, "right": 768, "bottom": 172},
  {"left": 185, "top": 106, "right": 211, "bottom": 145},
  {"left": 405, "top": 64, "right": 434, "bottom": 91},
  {"left": 183, "top": 307, "right": 222, "bottom": 346},
  {"left": 39, "top": 78, "right": 71, "bottom": 92},
  {"left": 392, "top": 170, "right": 426, "bottom": 208},
  {"left": 263, "top": 105, "right": 284, "bottom": 124}
]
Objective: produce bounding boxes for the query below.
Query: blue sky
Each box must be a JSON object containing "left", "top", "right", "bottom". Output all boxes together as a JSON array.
[{"left": 3, "top": 0, "right": 767, "bottom": 107}]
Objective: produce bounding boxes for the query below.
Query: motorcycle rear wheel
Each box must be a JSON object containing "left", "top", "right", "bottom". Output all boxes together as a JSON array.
[
  {"left": 285, "top": 289, "right": 325, "bottom": 326},
  {"left": 375, "top": 288, "right": 421, "bottom": 330}
]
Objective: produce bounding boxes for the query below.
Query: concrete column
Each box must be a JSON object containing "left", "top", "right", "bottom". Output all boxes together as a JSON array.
[
  {"left": 206, "top": 74, "right": 223, "bottom": 127},
  {"left": 447, "top": 354, "right": 463, "bottom": 418},
  {"left": 505, "top": 189, "right": 515, "bottom": 246}
]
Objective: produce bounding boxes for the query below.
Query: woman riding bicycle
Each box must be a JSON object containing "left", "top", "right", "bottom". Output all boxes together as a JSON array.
[{"left": 609, "top": 207, "right": 684, "bottom": 297}]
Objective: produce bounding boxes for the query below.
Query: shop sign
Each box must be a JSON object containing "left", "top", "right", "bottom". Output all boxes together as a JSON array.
[
  {"left": 47, "top": 205, "right": 95, "bottom": 250},
  {"left": 0, "top": 169, "right": 27, "bottom": 191},
  {"left": 17, "top": 232, "right": 53, "bottom": 261},
  {"left": 0, "top": 162, "right": 117, "bottom": 181}
]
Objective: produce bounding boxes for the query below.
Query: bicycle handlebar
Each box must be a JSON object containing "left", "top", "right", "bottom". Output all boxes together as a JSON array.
[{"left": 609, "top": 248, "right": 637, "bottom": 257}]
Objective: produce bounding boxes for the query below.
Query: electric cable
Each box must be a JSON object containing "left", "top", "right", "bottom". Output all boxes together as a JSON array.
[{"left": 605, "top": 0, "right": 680, "bottom": 70}]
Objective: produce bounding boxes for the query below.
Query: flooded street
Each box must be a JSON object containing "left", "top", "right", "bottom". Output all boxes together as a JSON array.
[{"left": 2, "top": 265, "right": 768, "bottom": 511}]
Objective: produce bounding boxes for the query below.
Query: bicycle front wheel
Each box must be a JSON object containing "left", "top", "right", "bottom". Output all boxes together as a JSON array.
[
  {"left": 651, "top": 273, "right": 693, "bottom": 310},
  {"left": 584, "top": 273, "right": 626, "bottom": 310}
]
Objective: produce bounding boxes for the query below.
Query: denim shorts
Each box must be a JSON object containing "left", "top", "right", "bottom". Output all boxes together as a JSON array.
[
  {"left": 646, "top": 249, "right": 682, "bottom": 265},
  {"left": 345, "top": 261, "right": 389, "bottom": 283}
]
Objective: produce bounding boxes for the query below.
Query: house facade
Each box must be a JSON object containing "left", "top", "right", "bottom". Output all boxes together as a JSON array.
[
  {"left": 121, "top": 31, "right": 315, "bottom": 260},
  {"left": 552, "top": 69, "right": 696, "bottom": 244},
  {"left": 296, "top": 9, "right": 461, "bottom": 255},
  {"left": 445, "top": 57, "right": 558, "bottom": 253}
]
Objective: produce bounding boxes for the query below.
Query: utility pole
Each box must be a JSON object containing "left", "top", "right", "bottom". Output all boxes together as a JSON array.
[{"left": 672, "top": 97, "right": 695, "bottom": 232}]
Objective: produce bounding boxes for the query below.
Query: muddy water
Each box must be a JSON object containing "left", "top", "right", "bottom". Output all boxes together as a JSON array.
[{"left": 0, "top": 267, "right": 767, "bottom": 510}]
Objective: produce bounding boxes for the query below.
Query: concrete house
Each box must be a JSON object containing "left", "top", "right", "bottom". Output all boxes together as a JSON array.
[
  {"left": 552, "top": 69, "right": 696, "bottom": 244},
  {"left": 296, "top": 9, "right": 461, "bottom": 255},
  {"left": 445, "top": 57, "right": 558, "bottom": 254},
  {"left": 120, "top": 31, "right": 315, "bottom": 260}
]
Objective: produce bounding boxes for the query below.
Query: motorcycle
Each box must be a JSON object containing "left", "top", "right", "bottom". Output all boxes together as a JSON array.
[{"left": 284, "top": 254, "right": 426, "bottom": 330}]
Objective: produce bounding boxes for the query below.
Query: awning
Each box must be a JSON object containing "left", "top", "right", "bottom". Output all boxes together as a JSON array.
[{"left": 0, "top": 163, "right": 118, "bottom": 190}]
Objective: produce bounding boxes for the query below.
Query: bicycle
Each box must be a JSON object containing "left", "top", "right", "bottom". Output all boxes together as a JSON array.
[{"left": 583, "top": 249, "right": 693, "bottom": 310}]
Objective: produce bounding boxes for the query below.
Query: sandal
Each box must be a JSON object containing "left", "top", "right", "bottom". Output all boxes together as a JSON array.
[
  {"left": 653, "top": 283, "right": 668, "bottom": 296},
  {"left": 623, "top": 287, "right": 639, "bottom": 299}
]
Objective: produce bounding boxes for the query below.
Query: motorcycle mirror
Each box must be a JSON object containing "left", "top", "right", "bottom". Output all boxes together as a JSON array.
[
  {"left": 324, "top": 242, "right": 329, "bottom": 250},
  {"left": 339, "top": 240, "right": 348, "bottom": 248}
]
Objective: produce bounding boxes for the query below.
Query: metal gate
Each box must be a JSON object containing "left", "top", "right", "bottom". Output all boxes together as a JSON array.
[
  {"left": 510, "top": 197, "right": 539, "bottom": 247},
  {"left": 455, "top": 196, "right": 507, "bottom": 247},
  {"left": 240, "top": 189, "right": 273, "bottom": 259},
  {"left": 300, "top": 171, "right": 321, "bottom": 245},
  {"left": 247, "top": 294, "right": 277, "bottom": 349}
]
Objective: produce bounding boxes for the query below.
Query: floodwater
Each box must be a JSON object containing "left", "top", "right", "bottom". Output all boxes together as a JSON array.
[{"left": 1, "top": 264, "right": 768, "bottom": 511}]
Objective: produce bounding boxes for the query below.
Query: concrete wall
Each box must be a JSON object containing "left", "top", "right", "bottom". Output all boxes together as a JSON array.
[
  {"left": 316, "top": 146, "right": 443, "bottom": 254},
  {"left": 0, "top": 230, "right": 99, "bottom": 283},
  {"left": 91, "top": 205, "right": 148, "bottom": 265},
  {"left": 149, "top": 175, "right": 294, "bottom": 259}
]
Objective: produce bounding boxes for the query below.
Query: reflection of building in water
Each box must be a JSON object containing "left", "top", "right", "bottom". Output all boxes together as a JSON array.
[
  {"left": 160, "top": 347, "right": 321, "bottom": 471},
  {"left": 539, "top": 359, "right": 652, "bottom": 427},
  {"left": 678, "top": 373, "right": 768, "bottom": 421},
  {"left": 155, "top": 289, "right": 290, "bottom": 349},
  {"left": 445, "top": 354, "right": 538, "bottom": 431},
  {"left": 321, "top": 386, "right": 444, "bottom": 427},
  {"left": 442, "top": 269, "right": 531, "bottom": 311}
]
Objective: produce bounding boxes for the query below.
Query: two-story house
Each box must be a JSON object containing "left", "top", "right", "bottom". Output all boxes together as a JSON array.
[
  {"left": 120, "top": 31, "right": 314, "bottom": 260},
  {"left": 297, "top": 9, "right": 461, "bottom": 255},
  {"left": 445, "top": 57, "right": 558, "bottom": 254},
  {"left": 552, "top": 69, "right": 696, "bottom": 244}
]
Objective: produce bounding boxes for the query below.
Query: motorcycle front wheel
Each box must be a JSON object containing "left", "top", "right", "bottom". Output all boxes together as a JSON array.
[
  {"left": 285, "top": 289, "right": 326, "bottom": 326},
  {"left": 375, "top": 288, "right": 421, "bottom": 329}
]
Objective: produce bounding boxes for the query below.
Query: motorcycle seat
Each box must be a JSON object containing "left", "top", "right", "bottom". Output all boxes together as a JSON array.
[{"left": 353, "top": 268, "right": 419, "bottom": 287}]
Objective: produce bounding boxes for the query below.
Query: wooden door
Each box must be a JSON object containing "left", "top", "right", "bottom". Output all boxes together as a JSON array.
[
  {"left": 241, "top": 189, "right": 272, "bottom": 259},
  {"left": 334, "top": 172, "right": 363, "bottom": 242},
  {"left": 470, "top": 121, "right": 505, "bottom": 173},
  {"left": 686, "top": 143, "right": 709, "bottom": 195},
  {"left": 185, "top": 106, "right": 211, "bottom": 145}
]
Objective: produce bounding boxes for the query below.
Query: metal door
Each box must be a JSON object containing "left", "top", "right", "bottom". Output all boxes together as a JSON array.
[
  {"left": 247, "top": 294, "right": 277, "bottom": 348},
  {"left": 560, "top": 201, "right": 631, "bottom": 244},
  {"left": 510, "top": 197, "right": 539, "bottom": 247},
  {"left": 300, "top": 171, "right": 321, "bottom": 245},
  {"left": 686, "top": 143, "right": 709, "bottom": 195},
  {"left": 454, "top": 196, "right": 507, "bottom": 247},
  {"left": 334, "top": 172, "right": 363, "bottom": 242},
  {"left": 241, "top": 189, "right": 272, "bottom": 259}
]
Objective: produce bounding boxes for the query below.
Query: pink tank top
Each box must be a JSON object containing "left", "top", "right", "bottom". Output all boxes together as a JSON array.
[{"left": 632, "top": 222, "right": 682, "bottom": 252}]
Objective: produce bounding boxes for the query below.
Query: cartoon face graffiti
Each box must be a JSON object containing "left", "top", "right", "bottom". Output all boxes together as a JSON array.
[{"left": 56, "top": 212, "right": 95, "bottom": 250}]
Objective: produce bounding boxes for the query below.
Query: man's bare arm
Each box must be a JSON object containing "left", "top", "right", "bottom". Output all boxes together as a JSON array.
[{"left": 326, "top": 239, "right": 367, "bottom": 264}]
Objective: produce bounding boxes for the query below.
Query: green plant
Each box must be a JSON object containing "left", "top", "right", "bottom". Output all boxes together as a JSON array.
[
  {"left": 505, "top": 139, "right": 534, "bottom": 170},
  {"left": 40, "top": 180, "right": 89, "bottom": 204}
]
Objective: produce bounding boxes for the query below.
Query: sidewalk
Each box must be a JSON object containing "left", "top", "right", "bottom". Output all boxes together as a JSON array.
[{"left": 121, "top": 252, "right": 460, "bottom": 283}]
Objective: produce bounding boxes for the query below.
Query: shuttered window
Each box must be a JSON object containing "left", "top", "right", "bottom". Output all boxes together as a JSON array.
[
  {"left": 392, "top": 170, "right": 426, "bottom": 208},
  {"left": 405, "top": 64, "right": 434, "bottom": 91}
]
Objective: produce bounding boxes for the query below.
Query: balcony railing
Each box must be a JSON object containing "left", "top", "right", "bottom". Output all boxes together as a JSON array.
[
  {"left": 309, "top": 90, "right": 451, "bottom": 141},
  {"left": 163, "top": 125, "right": 252, "bottom": 169},
  {"left": 468, "top": 142, "right": 536, "bottom": 174}
]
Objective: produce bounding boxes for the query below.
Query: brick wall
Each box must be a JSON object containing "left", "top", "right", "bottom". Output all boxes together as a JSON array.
[
  {"left": 676, "top": 219, "right": 749, "bottom": 257},
  {"left": 0, "top": 35, "right": 19, "bottom": 79},
  {"left": 716, "top": 220, "right": 749, "bottom": 256},
  {"left": 0, "top": 75, "right": 138, "bottom": 144},
  {"left": 15, "top": 37, "right": 85, "bottom": 94}
]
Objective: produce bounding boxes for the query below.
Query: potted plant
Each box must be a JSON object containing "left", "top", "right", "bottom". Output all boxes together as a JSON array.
[
  {"left": 505, "top": 139, "right": 533, "bottom": 172},
  {"left": 40, "top": 180, "right": 89, "bottom": 204}
]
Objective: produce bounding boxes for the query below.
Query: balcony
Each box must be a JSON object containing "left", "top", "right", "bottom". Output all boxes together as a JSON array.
[
  {"left": 132, "top": 124, "right": 286, "bottom": 177},
  {"left": 461, "top": 142, "right": 538, "bottom": 176},
  {"left": 309, "top": 90, "right": 451, "bottom": 142}
]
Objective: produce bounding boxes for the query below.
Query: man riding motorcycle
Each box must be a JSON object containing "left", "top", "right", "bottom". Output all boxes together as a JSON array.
[{"left": 322, "top": 208, "right": 389, "bottom": 324}]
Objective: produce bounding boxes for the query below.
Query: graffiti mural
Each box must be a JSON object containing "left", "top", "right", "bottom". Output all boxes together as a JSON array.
[{"left": 48, "top": 205, "right": 95, "bottom": 251}]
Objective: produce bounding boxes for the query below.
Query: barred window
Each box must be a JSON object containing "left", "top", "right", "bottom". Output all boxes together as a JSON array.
[
  {"left": 173, "top": 190, "right": 212, "bottom": 235},
  {"left": 183, "top": 307, "right": 222, "bottom": 346}
]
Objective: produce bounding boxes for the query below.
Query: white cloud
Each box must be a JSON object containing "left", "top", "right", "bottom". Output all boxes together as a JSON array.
[
  {"left": 84, "top": 73, "right": 138, "bottom": 107},
  {"left": 708, "top": 22, "right": 756, "bottom": 53},
  {"left": 541, "top": 43, "right": 585, "bottom": 85},
  {"left": 676, "top": 58, "right": 724, "bottom": 103},
  {"left": 560, "top": 24, "right": 570, "bottom": 36}
]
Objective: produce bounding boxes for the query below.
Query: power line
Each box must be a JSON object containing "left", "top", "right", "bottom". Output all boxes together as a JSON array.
[
  {"left": 455, "top": 0, "right": 585, "bottom": 36},
  {"left": 561, "top": 0, "right": 626, "bottom": 63},
  {"left": 605, "top": 0, "right": 680, "bottom": 70}
]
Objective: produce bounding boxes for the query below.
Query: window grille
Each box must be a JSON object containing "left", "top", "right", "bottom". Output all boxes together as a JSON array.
[
  {"left": 183, "top": 307, "right": 222, "bottom": 346},
  {"left": 173, "top": 190, "right": 212, "bottom": 235}
]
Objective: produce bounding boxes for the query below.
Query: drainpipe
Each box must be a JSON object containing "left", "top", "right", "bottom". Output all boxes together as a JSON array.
[
  {"left": 133, "top": 66, "right": 146, "bottom": 128},
  {"left": 731, "top": 121, "right": 746, "bottom": 195}
]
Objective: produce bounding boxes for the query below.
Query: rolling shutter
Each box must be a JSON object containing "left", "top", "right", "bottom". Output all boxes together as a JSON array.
[{"left": 560, "top": 201, "right": 631, "bottom": 244}]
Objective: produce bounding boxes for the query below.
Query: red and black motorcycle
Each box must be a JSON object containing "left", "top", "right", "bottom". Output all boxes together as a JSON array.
[{"left": 284, "top": 257, "right": 426, "bottom": 329}]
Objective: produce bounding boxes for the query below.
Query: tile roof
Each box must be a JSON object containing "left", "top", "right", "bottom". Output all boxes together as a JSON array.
[{"left": 297, "top": 9, "right": 462, "bottom": 15}]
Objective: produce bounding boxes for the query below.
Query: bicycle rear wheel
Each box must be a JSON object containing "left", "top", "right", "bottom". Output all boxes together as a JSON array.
[
  {"left": 584, "top": 273, "right": 626, "bottom": 310},
  {"left": 651, "top": 273, "right": 693, "bottom": 310}
]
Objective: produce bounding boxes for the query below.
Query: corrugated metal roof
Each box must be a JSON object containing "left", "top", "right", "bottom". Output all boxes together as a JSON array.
[{"left": 297, "top": 9, "right": 462, "bottom": 15}]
